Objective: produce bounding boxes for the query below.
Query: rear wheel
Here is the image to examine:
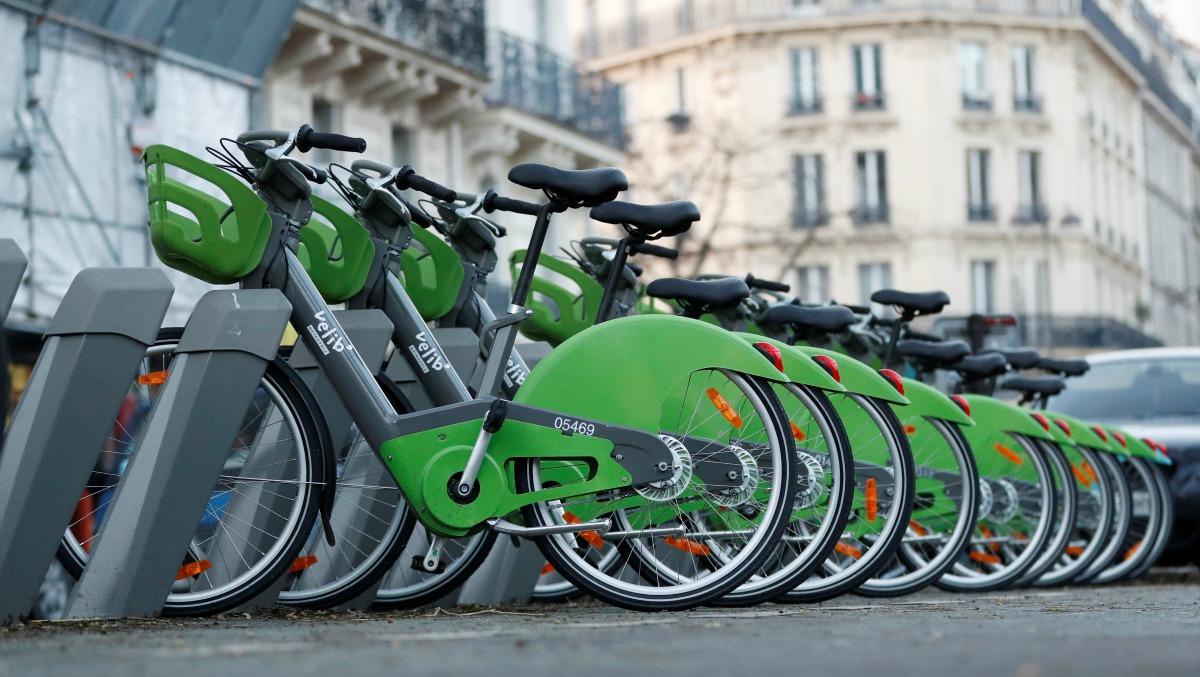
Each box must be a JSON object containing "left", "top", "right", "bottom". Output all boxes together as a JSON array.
[
  {"left": 858, "top": 417, "right": 979, "bottom": 597},
  {"left": 1013, "top": 440, "right": 1079, "bottom": 586},
  {"left": 1073, "top": 451, "right": 1132, "bottom": 584},
  {"left": 937, "top": 433, "right": 1057, "bottom": 592},
  {"left": 519, "top": 369, "right": 798, "bottom": 610},
  {"left": 1090, "top": 457, "right": 1167, "bottom": 584},
  {"left": 1124, "top": 462, "right": 1174, "bottom": 580},
  {"left": 1033, "top": 446, "right": 1114, "bottom": 587}
]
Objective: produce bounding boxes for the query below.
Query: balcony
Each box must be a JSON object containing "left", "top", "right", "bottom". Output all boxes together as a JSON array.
[
  {"left": 1013, "top": 94, "right": 1042, "bottom": 113},
  {"left": 853, "top": 204, "right": 890, "bottom": 225},
  {"left": 788, "top": 97, "right": 823, "bottom": 116},
  {"left": 486, "top": 31, "right": 626, "bottom": 149},
  {"left": 962, "top": 92, "right": 992, "bottom": 112},
  {"left": 968, "top": 203, "right": 996, "bottom": 222},
  {"left": 578, "top": 0, "right": 1082, "bottom": 60},
  {"left": 852, "top": 92, "right": 886, "bottom": 112},
  {"left": 793, "top": 209, "right": 829, "bottom": 228},
  {"left": 1013, "top": 203, "right": 1049, "bottom": 225},
  {"left": 303, "top": 0, "right": 487, "bottom": 76}
]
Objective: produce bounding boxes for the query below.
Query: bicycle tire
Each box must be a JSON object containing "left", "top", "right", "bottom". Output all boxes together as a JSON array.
[
  {"left": 1090, "top": 457, "right": 1166, "bottom": 584},
  {"left": 1013, "top": 439, "right": 1079, "bottom": 586},
  {"left": 1123, "top": 461, "right": 1174, "bottom": 580},
  {"left": 1032, "top": 445, "right": 1115, "bottom": 587}
]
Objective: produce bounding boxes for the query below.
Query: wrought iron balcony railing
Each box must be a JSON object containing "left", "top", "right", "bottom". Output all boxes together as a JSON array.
[
  {"left": 962, "top": 92, "right": 992, "bottom": 111},
  {"left": 853, "top": 204, "right": 890, "bottom": 225},
  {"left": 793, "top": 209, "right": 829, "bottom": 228},
  {"left": 487, "top": 31, "right": 626, "bottom": 149},
  {"left": 1013, "top": 94, "right": 1042, "bottom": 113},
  {"left": 1014, "top": 203, "right": 1049, "bottom": 224},
  {"left": 852, "top": 92, "right": 886, "bottom": 111},
  {"left": 968, "top": 203, "right": 996, "bottom": 222},
  {"left": 303, "top": 0, "right": 487, "bottom": 76},
  {"left": 788, "top": 97, "right": 823, "bottom": 116}
]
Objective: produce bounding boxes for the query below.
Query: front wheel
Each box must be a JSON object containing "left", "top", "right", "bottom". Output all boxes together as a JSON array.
[{"left": 518, "top": 369, "right": 798, "bottom": 611}]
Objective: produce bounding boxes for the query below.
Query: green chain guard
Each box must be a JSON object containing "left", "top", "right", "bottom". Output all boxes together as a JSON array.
[
  {"left": 144, "top": 144, "right": 272, "bottom": 284},
  {"left": 298, "top": 196, "right": 375, "bottom": 304}
]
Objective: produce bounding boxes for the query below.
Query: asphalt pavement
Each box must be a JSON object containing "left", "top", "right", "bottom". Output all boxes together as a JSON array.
[{"left": 2, "top": 580, "right": 1198, "bottom": 677}]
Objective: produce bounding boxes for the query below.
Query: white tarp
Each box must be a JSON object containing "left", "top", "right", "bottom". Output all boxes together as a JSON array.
[{"left": 0, "top": 6, "right": 254, "bottom": 326}]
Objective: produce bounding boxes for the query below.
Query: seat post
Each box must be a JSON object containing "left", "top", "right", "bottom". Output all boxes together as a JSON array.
[
  {"left": 509, "top": 202, "right": 560, "bottom": 309},
  {"left": 595, "top": 235, "right": 637, "bottom": 324}
]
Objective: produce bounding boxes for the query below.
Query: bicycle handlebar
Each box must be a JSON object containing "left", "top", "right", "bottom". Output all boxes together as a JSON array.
[
  {"left": 398, "top": 167, "right": 456, "bottom": 202},
  {"left": 402, "top": 197, "right": 435, "bottom": 228},
  {"left": 295, "top": 124, "right": 366, "bottom": 154},
  {"left": 630, "top": 242, "right": 679, "bottom": 260},
  {"left": 351, "top": 159, "right": 396, "bottom": 178},
  {"left": 745, "top": 274, "right": 789, "bottom": 293},
  {"left": 483, "top": 190, "right": 541, "bottom": 216},
  {"left": 292, "top": 161, "right": 328, "bottom": 185}
]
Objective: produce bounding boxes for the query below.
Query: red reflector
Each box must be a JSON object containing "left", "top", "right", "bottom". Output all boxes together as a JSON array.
[
  {"left": 949, "top": 394, "right": 971, "bottom": 417},
  {"left": 1113, "top": 431, "right": 1127, "bottom": 448},
  {"left": 754, "top": 342, "right": 784, "bottom": 372},
  {"left": 1052, "top": 418, "right": 1071, "bottom": 437},
  {"left": 878, "top": 369, "right": 904, "bottom": 395},
  {"left": 1091, "top": 426, "right": 1108, "bottom": 442},
  {"left": 1030, "top": 412, "right": 1051, "bottom": 431},
  {"left": 812, "top": 355, "right": 840, "bottom": 382},
  {"left": 981, "top": 315, "right": 1018, "bottom": 326}
]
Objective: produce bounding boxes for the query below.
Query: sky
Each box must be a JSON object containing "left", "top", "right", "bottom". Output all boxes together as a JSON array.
[{"left": 1147, "top": 0, "right": 1200, "bottom": 49}]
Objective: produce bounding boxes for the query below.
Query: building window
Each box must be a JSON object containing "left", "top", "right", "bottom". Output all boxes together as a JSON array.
[
  {"left": 959, "top": 42, "right": 990, "bottom": 110},
  {"left": 311, "top": 99, "right": 338, "bottom": 165},
  {"left": 852, "top": 44, "right": 884, "bottom": 110},
  {"left": 793, "top": 154, "right": 827, "bottom": 227},
  {"left": 971, "top": 260, "right": 996, "bottom": 313},
  {"left": 853, "top": 151, "right": 888, "bottom": 224},
  {"left": 667, "top": 67, "right": 691, "bottom": 132},
  {"left": 967, "top": 149, "right": 994, "bottom": 222},
  {"left": 859, "top": 262, "right": 893, "bottom": 315},
  {"left": 796, "top": 265, "right": 830, "bottom": 304},
  {"left": 1016, "top": 150, "right": 1047, "bottom": 224},
  {"left": 789, "top": 47, "right": 821, "bottom": 114},
  {"left": 1011, "top": 45, "right": 1041, "bottom": 112}
]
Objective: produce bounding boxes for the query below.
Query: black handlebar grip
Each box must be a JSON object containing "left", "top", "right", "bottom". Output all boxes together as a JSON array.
[
  {"left": 630, "top": 242, "right": 679, "bottom": 260},
  {"left": 399, "top": 168, "right": 456, "bottom": 202},
  {"left": 746, "top": 274, "right": 790, "bottom": 293},
  {"left": 843, "top": 304, "right": 872, "bottom": 315},
  {"left": 627, "top": 262, "right": 644, "bottom": 276},
  {"left": 402, "top": 199, "right": 434, "bottom": 228},
  {"left": 483, "top": 191, "right": 541, "bottom": 216},
  {"left": 295, "top": 124, "right": 366, "bottom": 153}
]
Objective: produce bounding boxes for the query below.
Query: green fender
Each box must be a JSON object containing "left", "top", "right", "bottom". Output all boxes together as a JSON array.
[
  {"left": 792, "top": 346, "right": 908, "bottom": 405},
  {"left": 515, "top": 314, "right": 792, "bottom": 435},
  {"left": 898, "top": 378, "right": 973, "bottom": 425},
  {"left": 1099, "top": 425, "right": 1159, "bottom": 462},
  {"left": 1043, "top": 412, "right": 1107, "bottom": 451},
  {"left": 960, "top": 395, "right": 1055, "bottom": 442},
  {"left": 1041, "top": 415, "right": 1073, "bottom": 447},
  {"left": 734, "top": 334, "right": 844, "bottom": 393}
]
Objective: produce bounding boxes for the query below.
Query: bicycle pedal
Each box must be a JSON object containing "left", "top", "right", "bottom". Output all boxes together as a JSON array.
[{"left": 411, "top": 555, "right": 447, "bottom": 574}]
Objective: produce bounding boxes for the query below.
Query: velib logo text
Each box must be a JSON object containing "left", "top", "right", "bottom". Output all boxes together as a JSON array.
[
  {"left": 306, "top": 311, "right": 353, "bottom": 355},
  {"left": 408, "top": 331, "right": 446, "bottom": 373},
  {"left": 503, "top": 357, "right": 528, "bottom": 388}
]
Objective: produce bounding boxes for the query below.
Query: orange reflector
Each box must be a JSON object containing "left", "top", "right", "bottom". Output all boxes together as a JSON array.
[
  {"left": 790, "top": 422, "right": 807, "bottom": 442},
  {"left": 541, "top": 563, "right": 555, "bottom": 576},
  {"left": 563, "top": 511, "right": 604, "bottom": 549},
  {"left": 1082, "top": 461, "right": 1098, "bottom": 483},
  {"left": 665, "top": 536, "right": 711, "bottom": 556},
  {"left": 176, "top": 560, "right": 212, "bottom": 581},
  {"left": 835, "top": 541, "right": 863, "bottom": 559},
  {"left": 865, "top": 478, "right": 878, "bottom": 523},
  {"left": 903, "top": 424, "right": 917, "bottom": 435},
  {"left": 994, "top": 443, "right": 1024, "bottom": 465},
  {"left": 1124, "top": 540, "right": 1142, "bottom": 561},
  {"left": 705, "top": 387, "right": 743, "bottom": 428},
  {"left": 1012, "top": 531, "right": 1027, "bottom": 542},
  {"left": 138, "top": 370, "right": 169, "bottom": 386},
  {"left": 909, "top": 521, "right": 927, "bottom": 536},
  {"left": 290, "top": 555, "right": 318, "bottom": 573},
  {"left": 1065, "top": 546, "right": 1085, "bottom": 557},
  {"left": 980, "top": 524, "right": 1000, "bottom": 553},
  {"left": 1071, "top": 464, "right": 1092, "bottom": 488},
  {"left": 969, "top": 551, "right": 1001, "bottom": 565}
]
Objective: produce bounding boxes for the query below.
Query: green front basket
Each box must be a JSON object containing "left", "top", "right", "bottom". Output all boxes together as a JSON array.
[
  {"left": 509, "top": 249, "right": 606, "bottom": 346},
  {"left": 299, "top": 196, "right": 375, "bottom": 304},
  {"left": 144, "top": 144, "right": 273, "bottom": 285},
  {"left": 398, "top": 225, "right": 464, "bottom": 322}
]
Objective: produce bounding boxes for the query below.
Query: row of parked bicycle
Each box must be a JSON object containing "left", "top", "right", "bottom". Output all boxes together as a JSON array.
[{"left": 53, "top": 124, "right": 1172, "bottom": 617}]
